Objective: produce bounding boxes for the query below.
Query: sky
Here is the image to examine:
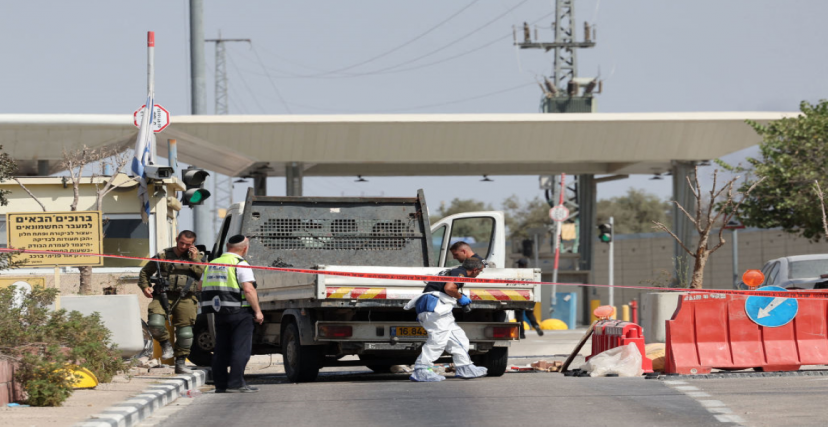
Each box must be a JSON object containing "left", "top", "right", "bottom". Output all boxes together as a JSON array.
[{"left": 2, "top": 0, "right": 827, "bottom": 230}]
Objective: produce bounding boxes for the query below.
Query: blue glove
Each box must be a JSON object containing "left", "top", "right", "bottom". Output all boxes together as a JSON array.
[{"left": 458, "top": 295, "right": 472, "bottom": 306}]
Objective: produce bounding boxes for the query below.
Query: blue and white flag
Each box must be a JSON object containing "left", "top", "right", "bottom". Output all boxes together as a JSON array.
[{"left": 131, "top": 93, "right": 156, "bottom": 222}]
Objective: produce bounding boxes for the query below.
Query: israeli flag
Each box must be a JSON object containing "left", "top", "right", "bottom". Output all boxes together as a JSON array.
[{"left": 131, "top": 93, "right": 156, "bottom": 222}]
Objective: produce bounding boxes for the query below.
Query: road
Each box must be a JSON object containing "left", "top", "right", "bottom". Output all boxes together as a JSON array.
[{"left": 138, "top": 331, "right": 828, "bottom": 427}]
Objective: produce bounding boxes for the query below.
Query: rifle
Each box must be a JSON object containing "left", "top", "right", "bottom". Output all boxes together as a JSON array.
[{"left": 149, "top": 259, "right": 172, "bottom": 323}]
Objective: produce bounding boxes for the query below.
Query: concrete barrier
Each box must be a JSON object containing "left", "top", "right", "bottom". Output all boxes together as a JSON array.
[
  {"left": 59, "top": 295, "right": 144, "bottom": 358},
  {"left": 640, "top": 292, "right": 686, "bottom": 344}
]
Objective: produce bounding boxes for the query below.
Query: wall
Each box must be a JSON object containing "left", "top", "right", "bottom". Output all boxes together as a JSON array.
[{"left": 510, "top": 228, "right": 828, "bottom": 324}]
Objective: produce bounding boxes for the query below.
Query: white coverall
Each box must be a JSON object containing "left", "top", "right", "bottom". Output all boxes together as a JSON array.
[
  {"left": 404, "top": 292, "right": 487, "bottom": 380},
  {"left": 405, "top": 291, "right": 473, "bottom": 369}
]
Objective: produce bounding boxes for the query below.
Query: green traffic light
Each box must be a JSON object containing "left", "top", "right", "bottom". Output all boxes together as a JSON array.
[
  {"left": 600, "top": 234, "right": 611, "bottom": 243},
  {"left": 190, "top": 191, "right": 204, "bottom": 203}
]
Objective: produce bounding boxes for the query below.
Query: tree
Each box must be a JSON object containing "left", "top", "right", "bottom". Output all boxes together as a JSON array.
[
  {"left": 727, "top": 100, "right": 828, "bottom": 241},
  {"left": 597, "top": 188, "right": 672, "bottom": 234},
  {"left": 0, "top": 146, "right": 23, "bottom": 270},
  {"left": 653, "top": 167, "right": 763, "bottom": 289},
  {"left": 15, "top": 145, "right": 137, "bottom": 294},
  {"left": 502, "top": 195, "right": 552, "bottom": 240}
]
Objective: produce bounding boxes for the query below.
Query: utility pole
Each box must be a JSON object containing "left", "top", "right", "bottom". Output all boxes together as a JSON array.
[
  {"left": 205, "top": 33, "right": 251, "bottom": 231},
  {"left": 518, "top": 0, "right": 601, "bottom": 325},
  {"left": 515, "top": 0, "right": 599, "bottom": 113},
  {"left": 189, "top": 0, "right": 213, "bottom": 244}
]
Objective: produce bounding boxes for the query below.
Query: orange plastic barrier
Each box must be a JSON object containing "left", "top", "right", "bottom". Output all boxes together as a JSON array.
[
  {"left": 665, "top": 293, "right": 828, "bottom": 374},
  {"left": 587, "top": 320, "right": 653, "bottom": 373}
]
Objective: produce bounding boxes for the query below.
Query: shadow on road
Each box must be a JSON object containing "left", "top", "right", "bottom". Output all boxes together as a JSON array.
[{"left": 245, "top": 370, "right": 414, "bottom": 385}]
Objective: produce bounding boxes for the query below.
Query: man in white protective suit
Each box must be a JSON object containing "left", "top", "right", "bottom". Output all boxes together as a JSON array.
[{"left": 404, "top": 257, "right": 489, "bottom": 382}]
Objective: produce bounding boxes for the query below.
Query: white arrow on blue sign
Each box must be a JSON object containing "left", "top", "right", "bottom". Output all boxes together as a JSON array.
[{"left": 745, "top": 286, "right": 798, "bottom": 328}]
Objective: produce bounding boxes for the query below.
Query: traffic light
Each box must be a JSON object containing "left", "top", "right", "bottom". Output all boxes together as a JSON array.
[
  {"left": 597, "top": 223, "right": 613, "bottom": 243},
  {"left": 181, "top": 166, "right": 211, "bottom": 207},
  {"left": 521, "top": 239, "right": 533, "bottom": 257}
]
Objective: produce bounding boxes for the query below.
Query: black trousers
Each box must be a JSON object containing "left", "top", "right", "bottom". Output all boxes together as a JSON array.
[
  {"left": 212, "top": 310, "right": 254, "bottom": 390},
  {"left": 516, "top": 310, "right": 542, "bottom": 334}
]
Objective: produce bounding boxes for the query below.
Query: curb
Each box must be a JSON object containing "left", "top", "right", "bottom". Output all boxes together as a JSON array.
[{"left": 73, "top": 369, "right": 207, "bottom": 427}]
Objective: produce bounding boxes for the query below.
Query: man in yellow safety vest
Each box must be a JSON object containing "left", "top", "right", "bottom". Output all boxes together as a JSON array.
[{"left": 200, "top": 235, "right": 264, "bottom": 393}]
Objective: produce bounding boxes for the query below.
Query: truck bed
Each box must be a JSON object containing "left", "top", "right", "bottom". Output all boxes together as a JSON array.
[{"left": 254, "top": 265, "right": 541, "bottom": 309}]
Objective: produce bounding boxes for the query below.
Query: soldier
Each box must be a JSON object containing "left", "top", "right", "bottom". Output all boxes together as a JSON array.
[
  {"left": 138, "top": 230, "right": 205, "bottom": 374},
  {"left": 449, "top": 241, "right": 494, "bottom": 267}
]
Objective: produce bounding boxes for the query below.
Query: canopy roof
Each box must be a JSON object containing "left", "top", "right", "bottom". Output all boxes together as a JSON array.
[{"left": 1, "top": 112, "right": 795, "bottom": 177}]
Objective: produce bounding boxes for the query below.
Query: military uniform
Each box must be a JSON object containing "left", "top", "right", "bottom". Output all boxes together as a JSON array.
[{"left": 138, "top": 247, "right": 205, "bottom": 361}]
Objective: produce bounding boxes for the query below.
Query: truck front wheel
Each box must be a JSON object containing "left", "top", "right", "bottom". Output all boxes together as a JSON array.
[
  {"left": 282, "top": 322, "right": 321, "bottom": 382},
  {"left": 187, "top": 324, "right": 214, "bottom": 367},
  {"left": 479, "top": 347, "right": 508, "bottom": 377}
]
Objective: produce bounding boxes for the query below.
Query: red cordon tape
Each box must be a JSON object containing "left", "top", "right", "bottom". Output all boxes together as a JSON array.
[{"left": 2, "top": 247, "right": 828, "bottom": 300}]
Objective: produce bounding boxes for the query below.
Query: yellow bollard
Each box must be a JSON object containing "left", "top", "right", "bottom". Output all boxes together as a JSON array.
[
  {"left": 151, "top": 322, "right": 176, "bottom": 366},
  {"left": 533, "top": 302, "right": 542, "bottom": 322},
  {"left": 622, "top": 304, "right": 630, "bottom": 322},
  {"left": 590, "top": 299, "right": 601, "bottom": 323}
]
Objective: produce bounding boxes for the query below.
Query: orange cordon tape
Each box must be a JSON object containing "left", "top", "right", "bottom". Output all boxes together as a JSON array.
[{"left": 3, "top": 247, "right": 828, "bottom": 300}]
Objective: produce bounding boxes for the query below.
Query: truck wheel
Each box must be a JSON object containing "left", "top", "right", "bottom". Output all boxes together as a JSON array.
[
  {"left": 282, "top": 322, "right": 320, "bottom": 383},
  {"left": 481, "top": 347, "right": 508, "bottom": 377},
  {"left": 187, "top": 324, "right": 214, "bottom": 367}
]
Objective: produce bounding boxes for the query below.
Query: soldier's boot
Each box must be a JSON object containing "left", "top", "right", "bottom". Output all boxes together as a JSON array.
[
  {"left": 160, "top": 340, "right": 174, "bottom": 359},
  {"left": 175, "top": 356, "right": 193, "bottom": 374}
]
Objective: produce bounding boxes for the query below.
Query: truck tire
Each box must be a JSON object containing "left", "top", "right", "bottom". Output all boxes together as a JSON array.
[
  {"left": 480, "top": 347, "right": 508, "bottom": 377},
  {"left": 187, "top": 324, "right": 214, "bottom": 367},
  {"left": 282, "top": 322, "right": 321, "bottom": 382}
]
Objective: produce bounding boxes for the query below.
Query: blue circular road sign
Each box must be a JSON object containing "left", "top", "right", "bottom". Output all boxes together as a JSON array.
[{"left": 745, "top": 286, "right": 798, "bottom": 328}]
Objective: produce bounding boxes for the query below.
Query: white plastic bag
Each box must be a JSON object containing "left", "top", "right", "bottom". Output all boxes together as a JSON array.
[{"left": 581, "top": 343, "right": 644, "bottom": 377}]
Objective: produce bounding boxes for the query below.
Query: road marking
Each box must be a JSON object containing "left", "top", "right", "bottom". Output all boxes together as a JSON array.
[
  {"left": 715, "top": 414, "right": 746, "bottom": 423},
  {"left": 686, "top": 391, "right": 711, "bottom": 398},
  {"left": 664, "top": 383, "right": 744, "bottom": 425}
]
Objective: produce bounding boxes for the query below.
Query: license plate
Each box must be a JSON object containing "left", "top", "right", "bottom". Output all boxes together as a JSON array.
[{"left": 391, "top": 326, "right": 427, "bottom": 338}]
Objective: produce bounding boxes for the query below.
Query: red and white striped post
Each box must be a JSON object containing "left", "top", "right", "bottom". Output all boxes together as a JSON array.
[{"left": 551, "top": 173, "right": 566, "bottom": 308}]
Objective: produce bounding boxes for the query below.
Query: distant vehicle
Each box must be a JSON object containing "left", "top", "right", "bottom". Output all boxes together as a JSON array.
[{"left": 735, "top": 254, "right": 828, "bottom": 290}]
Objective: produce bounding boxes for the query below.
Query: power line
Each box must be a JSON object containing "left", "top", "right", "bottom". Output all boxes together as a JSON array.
[
  {"left": 364, "top": 0, "right": 530, "bottom": 74},
  {"left": 311, "top": 0, "right": 480, "bottom": 76},
  {"left": 283, "top": 81, "right": 534, "bottom": 113},
  {"left": 231, "top": 9, "right": 554, "bottom": 80},
  {"left": 251, "top": 45, "right": 293, "bottom": 114},
  {"left": 227, "top": 51, "right": 268, "bottom": 113}
]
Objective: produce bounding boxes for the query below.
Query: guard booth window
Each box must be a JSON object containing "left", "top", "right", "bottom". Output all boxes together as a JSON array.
[
  {"left": 102, "top": 215, "right": 150, "bottom": 268},
  {"left": 445, "top": 217, "right": 494, "bottom": 267},
  {"left": 0, "top": 219, "right": 6, "bottom": 248}
]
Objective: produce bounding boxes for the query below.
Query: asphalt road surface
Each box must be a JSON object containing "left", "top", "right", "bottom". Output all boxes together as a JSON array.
[
  {"left": 139, "top": 332, "right": 828, "bottom": 427},
  {"left": 151, "top": 371, "right": 738, "bottom": 427}
]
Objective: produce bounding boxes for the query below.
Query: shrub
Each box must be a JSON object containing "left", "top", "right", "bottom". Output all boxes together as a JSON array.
[{"left": 0, "top": 286, "right": 129, "bottom": 406}]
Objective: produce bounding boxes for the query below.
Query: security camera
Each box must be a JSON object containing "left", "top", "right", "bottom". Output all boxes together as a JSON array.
[{"left": 145, "top": 165, "right": 174, "bottom": 180}]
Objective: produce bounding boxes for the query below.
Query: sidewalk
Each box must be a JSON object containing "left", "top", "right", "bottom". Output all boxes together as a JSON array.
[
  {"left": 0, "top": 330, "right": 588, "bottom": 427},
  {"left": 0, "top": 365, "right": 202, "bottom": 427}
]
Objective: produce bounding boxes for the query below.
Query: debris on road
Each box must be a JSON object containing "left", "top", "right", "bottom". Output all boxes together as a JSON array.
[
  {"left": 581, "top": 343, "right": 644, "bottom": 377},
  {"left": 531, "top": 360, "right": 563, "bottom": 372}
]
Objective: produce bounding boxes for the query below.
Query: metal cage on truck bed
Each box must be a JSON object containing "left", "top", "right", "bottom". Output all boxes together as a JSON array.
[{"left": 240, "top": 188, "right": 435, "bottom": 269}]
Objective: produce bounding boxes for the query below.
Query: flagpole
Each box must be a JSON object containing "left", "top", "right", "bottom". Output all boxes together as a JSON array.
[
  {"left": 147, "top": 31, "right": 155, "bottom": 95},
  {"left": 147, "top": 31, "right": 156, "bottom": 159}
]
